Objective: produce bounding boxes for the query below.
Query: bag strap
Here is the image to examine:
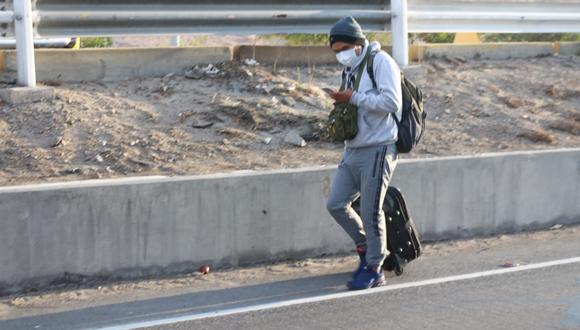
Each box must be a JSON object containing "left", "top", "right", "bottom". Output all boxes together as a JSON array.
[
  {"left": 353, "top": 46, "right": 372, "bottom": 92},
  {"left": 366, "top": 50, "right": 378, "bottom": 90},
  {"left": 367, "top": 50, "right": 402, "bottom": 125},
  {"left": 339, "top": 46, "right": 372, "bottom": 92}
]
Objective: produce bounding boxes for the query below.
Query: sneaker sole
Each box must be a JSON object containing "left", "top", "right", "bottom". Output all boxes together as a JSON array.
[
  {"left": 372, "top": 277, "right": 386, "bottom": 288},
  {"left": 346, "top": 277, "right": 386, "bottom": 290}
]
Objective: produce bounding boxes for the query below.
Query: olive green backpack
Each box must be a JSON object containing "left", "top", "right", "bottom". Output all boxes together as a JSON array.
[{"left": 327, "top": 47, "right": 372, "bottom": 142}]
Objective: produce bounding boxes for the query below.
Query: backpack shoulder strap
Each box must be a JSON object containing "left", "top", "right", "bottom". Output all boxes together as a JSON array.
[
  {"left": 340, "top": 68, "right": 347, "bottom": 91},
  {"left": 352, "top": 46, "right": 372, "bottom": 92},
  {"left": 366, "top": 50, "right": 379, "bottom": 90},
  {"left": 368, "top": 50, "right": 403, "bottom": 125}
]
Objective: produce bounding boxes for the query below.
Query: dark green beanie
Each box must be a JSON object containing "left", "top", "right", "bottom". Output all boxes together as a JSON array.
[{"left": 329, "top": 16, "right": 366, "bottom": 47}]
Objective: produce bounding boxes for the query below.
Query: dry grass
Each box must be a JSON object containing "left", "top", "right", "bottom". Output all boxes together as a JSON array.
[
  {"left": 569, "top": 111, "right": 580, "bottom": 123},
  {"left": 545, "top": 85, "right": 580, "bottom": 100},
  {"left": 216, "top": 127, "right": 262, "bottom": 141},
  {"left": 517, "top": 129, "right": 556, "bottom": 144},
  {"left": 548, "top": 120, "right": 580, "bottom": 136}
]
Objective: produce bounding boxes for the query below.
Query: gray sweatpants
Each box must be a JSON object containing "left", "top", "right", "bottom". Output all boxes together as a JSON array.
[{"left": 326, "top": 144, "right": 398, "bottom": 268}]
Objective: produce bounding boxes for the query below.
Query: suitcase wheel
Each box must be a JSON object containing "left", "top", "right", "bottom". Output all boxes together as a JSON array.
[{"left": 394, "top": 265, "right": 404, "bottom": 276}]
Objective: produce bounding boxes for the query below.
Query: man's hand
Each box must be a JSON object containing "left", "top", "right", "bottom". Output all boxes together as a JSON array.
[{"left": 330, "top": 89, "right": 353, "bottom": 104}]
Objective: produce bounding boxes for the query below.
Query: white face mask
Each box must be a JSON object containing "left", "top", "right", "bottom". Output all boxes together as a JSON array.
[{"left": 336, "top": 47, "right": 359, "bottom": 67}]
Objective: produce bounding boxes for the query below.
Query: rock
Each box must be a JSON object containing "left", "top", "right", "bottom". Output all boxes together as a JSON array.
[
  {"left": 285, "top": 83, "right": 297, "bottom": 93},
  {"left": 499, "top": 261, "right": 520, "bottom": 268},
  {"left": 444, "top": 109, "right": 451, "bottom": 114},
  {"left": 95, "top": 155, "right": 104, "bottom": 163},
  {"left": 284, "top": 130, "right": 307, "bottom": 147},
  {"left": 184, "top": 66, "right": 204, "bottom": 80},
  {"left": 242, "top": 68, "right": 253, "bottom": 77},
  {"left": 51, "top": 136, "right": 63, "bottom": 148},
  {"left": 282, "top": 96, "right": 296, "bottom": 107},
  {"left": 201, "top": 64, "right": 220, "bottom": 76},
  {"left": 444, "top": 56, "right": 466, "bottom": 66},
  {"left": 262, "top": 137, "right": 272, "bottom": 145},
  {"left": 198, "top": 265, "right": 211, "bottom": 275},
  {"left": 550, "top": 224, "right": 563, "bottom": 230},
  {"left": 178, "top": 111, "right": 194, "bottom": 123},
  {"left": 430, "top": 62, "right": 446, "bottom": 72},
  {"left": 256, "top": 83, "right": 273, "bottom": 94},
  {"left": 296, "top": 123, "right": 315, "bottom": 141},
  {"left": 501, "top": 96, "right": 526, "bottom": 109},
  {"left": 192, "top": 120, "right": 214, "bottom": 129},
  {"left": 64, "top": 168, "right": 81, "bottom": 174}
]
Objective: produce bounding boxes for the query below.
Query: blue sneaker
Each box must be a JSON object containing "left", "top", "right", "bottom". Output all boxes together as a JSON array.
[
  {"left": 352, "top": 246, "right": 367, "bottom": 278},
  {"left": 347, "top": 266, "right": 386, "bottom": 290}
]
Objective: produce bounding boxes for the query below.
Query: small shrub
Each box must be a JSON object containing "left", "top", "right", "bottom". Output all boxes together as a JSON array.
[{"left": 80, "top": 37, "right": 113, "bottom": 48}]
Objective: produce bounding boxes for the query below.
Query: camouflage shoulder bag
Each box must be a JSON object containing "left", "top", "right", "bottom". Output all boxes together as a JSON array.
[{"left": 327, "top": 47, "right": 371, "bottom": 142}]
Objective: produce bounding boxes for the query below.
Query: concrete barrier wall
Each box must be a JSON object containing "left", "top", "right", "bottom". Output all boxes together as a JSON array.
[
  {"left": 559, "top": 42, "right": 580, "bottom": 56},
  {"left": 0, "top": 46, "right": 233, "bottom": 82},
  {"left": 1, "top": 42, "right": 577, "bottom": 83},
  {"left": 236, "top": 45, "right": 393, "bottom": 65},
  {"left": 0, "top": 148, "right": 579, "bottom": 292},
  {"left": 415, "top": 42, "right": 554, "bottom": 61}
]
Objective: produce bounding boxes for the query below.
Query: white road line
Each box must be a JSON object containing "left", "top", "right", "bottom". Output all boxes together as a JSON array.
[{"left": 96, "top": 256, "right": 580, "bottom": 330}]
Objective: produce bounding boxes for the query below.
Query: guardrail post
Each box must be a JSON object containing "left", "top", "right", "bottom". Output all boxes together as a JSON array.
[
  {"left": 391, "top": 0, "right": 409, "bottom": 67},
  {"left": 171, "top": 35, "right": 181, "bottom": 47},
  {"left": 13, "top": 0, "right": 36, "bottom": 87}
]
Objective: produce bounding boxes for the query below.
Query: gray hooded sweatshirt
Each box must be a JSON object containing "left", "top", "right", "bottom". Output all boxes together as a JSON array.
[{"left": 343, "top": 40, "right": 402, "bottom": 148}]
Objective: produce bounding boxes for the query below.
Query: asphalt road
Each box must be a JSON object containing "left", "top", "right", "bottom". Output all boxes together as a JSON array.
[{"left": 2, "top": 228, "right": 580, "bottom": 330}]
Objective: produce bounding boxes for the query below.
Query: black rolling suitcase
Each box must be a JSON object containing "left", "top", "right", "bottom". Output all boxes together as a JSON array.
[
  {"left": 382, "top": 187, "right": 422, "bottom": 275},
  {"left": 352, "top": 186, "right": 421, "bottom": 276}
]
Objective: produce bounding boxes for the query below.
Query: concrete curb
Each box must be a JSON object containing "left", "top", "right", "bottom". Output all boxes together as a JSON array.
[
  {"left": 1, "top": 148, "right": 579, "bottom": 294},
  {"left": 0, "top": 86, "right": 55, "bottom": 104}
]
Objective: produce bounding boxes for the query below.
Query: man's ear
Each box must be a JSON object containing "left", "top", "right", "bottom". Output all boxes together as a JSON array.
[{"left": 355, "top": 45, "right": 362, "bottom": 56}]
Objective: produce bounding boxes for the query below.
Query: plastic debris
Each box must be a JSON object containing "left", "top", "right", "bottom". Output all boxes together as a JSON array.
[{"left": 243, "top": 58, "right": 260, "bottom": 66}]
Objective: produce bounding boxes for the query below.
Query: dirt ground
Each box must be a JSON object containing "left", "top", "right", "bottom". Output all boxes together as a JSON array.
[
  {"left": 1, "top": 225, "right": 578, "bottom": 319},
  {"left": 1, "top": 55, "right": 579, "bottom": 186}
]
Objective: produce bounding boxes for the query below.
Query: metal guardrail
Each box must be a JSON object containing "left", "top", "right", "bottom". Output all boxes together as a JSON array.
[
  {"left": 408, "top": 1, "right": 580, "bottom": 33},
  {"left": 0, "top": 37, "right": 72, "bottom": 49},
  {"left": 9, "top": 0, "right": 392, "bottom": 37},
  {"left": 1, "top": 0, "right": 580, "bottom": 87}
]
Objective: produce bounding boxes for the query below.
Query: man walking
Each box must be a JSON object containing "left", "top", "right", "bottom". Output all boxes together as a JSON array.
[{"left": 326, "top": 16, "right": 403, "bottom": 290}]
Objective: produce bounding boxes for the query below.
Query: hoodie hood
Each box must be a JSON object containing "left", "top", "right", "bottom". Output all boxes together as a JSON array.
[{"left": 347, "top": 40, "right": 381, "bottom": 71}]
